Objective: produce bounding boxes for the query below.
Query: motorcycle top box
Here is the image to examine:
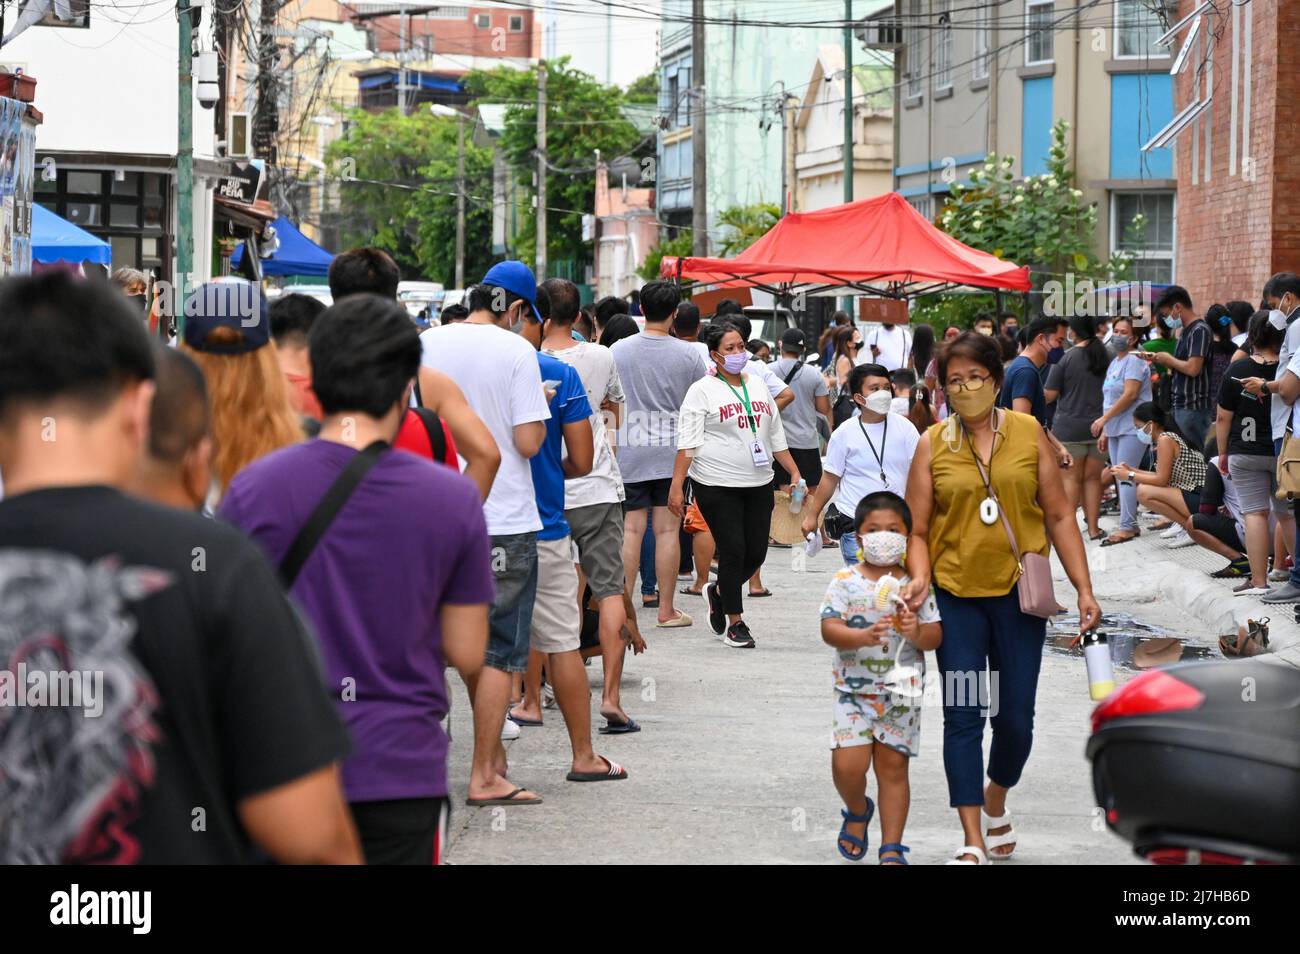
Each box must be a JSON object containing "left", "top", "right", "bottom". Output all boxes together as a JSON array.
[{"left": 1086, "top": 659, "right": 1300, "bottom": 864}]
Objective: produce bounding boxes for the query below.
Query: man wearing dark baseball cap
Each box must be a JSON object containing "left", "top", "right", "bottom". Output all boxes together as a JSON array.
[{"left": 770, "top": 324, "right": 829, "bottom": 495}]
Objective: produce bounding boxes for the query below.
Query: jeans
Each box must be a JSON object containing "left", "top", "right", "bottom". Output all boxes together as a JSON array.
[
  {"left": 692, "top": 481, "right": 773, "bottom": 615},
  {"left": 1173, "top": 406, "right": 1214, "bottom": 455},
  {"left": 1107, "top": 433, "right": 1147, "bottom": 532},
  {"left": 839, "top": 532, "right": 858, "bottom": 567},
  {"left": 485, "top": 532, "right": 538, "bottom": 673},
  {"left": 933, "top": 584, "right": 1047, "bottom": 807},
  {"left": 639, "top": 524, "right": 657, "bottom": 596}
]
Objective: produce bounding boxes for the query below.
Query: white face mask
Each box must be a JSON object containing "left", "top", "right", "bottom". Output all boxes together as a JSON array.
[
  {"left": 1269, "top": 309, "right": 1289, "bottom": 331},
  {"left": 859, "top": 530, "right": 908, "bottom": 566},
  {"left": 863, "top": 389, "right": 894, "bottom": 415}
]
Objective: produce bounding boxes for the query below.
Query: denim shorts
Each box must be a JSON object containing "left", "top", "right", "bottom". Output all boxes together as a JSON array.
[{"left": 485, "top": 531, "right": 539, "bottom": 673}]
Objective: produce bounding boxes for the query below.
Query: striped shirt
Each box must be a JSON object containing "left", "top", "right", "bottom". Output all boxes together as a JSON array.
[{"left": 1170, "top": 319, "right": 1212, "bottom": 410}]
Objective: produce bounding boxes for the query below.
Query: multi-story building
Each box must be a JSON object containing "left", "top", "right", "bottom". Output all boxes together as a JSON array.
[
  {"left": 884, "top": 0, "right": 1177, "bottom": 282},
  {"left": 1165, "top": 0, "right": 1299, "bottom": 308},
  {"left": 656, "top": 1, "right": 886, "bottom": 250},
  {"left": 10, "top": 2, "right": 221, "bottom": 283}
]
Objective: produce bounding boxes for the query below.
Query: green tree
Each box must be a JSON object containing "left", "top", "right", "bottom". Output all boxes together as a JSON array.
[
  {"left": 638, "top": 231, "right": 693, "bottom": 282},
  {"left": 939, "top": 119, "right": 1130, "bottom": 287},
  {"left": 625, "top": 71, "right": 659, "bottom": 104},
  {"left": 716, "top": 202, "right": 780, "bottom": 256},
  {"left": 465, "top": 57, "right": 652, "bottom": 269}
]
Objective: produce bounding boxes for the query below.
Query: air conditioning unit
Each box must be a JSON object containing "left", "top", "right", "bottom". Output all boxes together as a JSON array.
[
  {"left": 229, "top": 112, "right": 251, "bottom": 158},
  {"left": 856, "top": 18, "right": 902, "bottom": 50}
]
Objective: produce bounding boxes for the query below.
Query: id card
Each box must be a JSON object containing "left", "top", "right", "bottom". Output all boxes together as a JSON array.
[{"left": 750, "top": 440, "right": 771, "bottom": 467}]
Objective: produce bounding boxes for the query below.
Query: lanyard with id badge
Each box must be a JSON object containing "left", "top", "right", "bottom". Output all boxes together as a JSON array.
[{"left": 721, "top": 376, "right": 770, "bottom": 467}]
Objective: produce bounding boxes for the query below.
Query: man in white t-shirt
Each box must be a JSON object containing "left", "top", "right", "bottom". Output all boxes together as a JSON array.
[
  {"left": 801, "top": 362, "right": 920, "bottom": 564},
  {"left": 538, "top": 277, "right": 647, "bottom": 731},
  {"left": 861, "top": 322, "right": 913, "bottom": 373},
  {"left": 420, "top": 261, "right": 550, "bottom": 801}
]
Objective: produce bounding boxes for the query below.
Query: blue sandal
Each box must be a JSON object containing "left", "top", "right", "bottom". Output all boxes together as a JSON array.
[
  {"left": 878, "top": 842, "right": 910, "bottom": 865},
  {"left": 837, "top": 799, "right": 875, "bottom": 861}
]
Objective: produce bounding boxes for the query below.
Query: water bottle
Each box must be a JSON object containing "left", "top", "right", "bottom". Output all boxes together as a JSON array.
[
  {"left": 1082, "top": 630, "right": 1115, "bottom": 701},
  {"left": 788, "top": 479, "right": 807, "bottom": 513}
]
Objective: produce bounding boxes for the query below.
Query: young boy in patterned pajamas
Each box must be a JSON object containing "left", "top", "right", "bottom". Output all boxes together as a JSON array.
[{"left": 819, "top": 491, "right": 942, "bottom": 864}]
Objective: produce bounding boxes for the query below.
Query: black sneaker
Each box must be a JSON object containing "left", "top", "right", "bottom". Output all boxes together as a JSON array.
[
  {"left": 1210, "top": 557, "right": 1251, "bottom": 579},
  {"left": 705, "top": 582, "right": 726, "bottom": 636},
  {"left": 723, "top": 620, "right": 756, "bottom": 649}
]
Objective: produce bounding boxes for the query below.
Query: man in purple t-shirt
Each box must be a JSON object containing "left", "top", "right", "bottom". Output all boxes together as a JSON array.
[{"left": 221, "top": 294, "right": 494, "bottom": 864}]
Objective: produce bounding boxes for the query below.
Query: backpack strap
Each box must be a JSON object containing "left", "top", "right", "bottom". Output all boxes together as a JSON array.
[
  {"left": 279, "top": 440, "right": 388, "bottom": 588},
  {"left": 782, "top": 360, "right": 802, "bottom": 386},
  {"left": 411, "top": 406, "right": 448, "bottom": 464}
]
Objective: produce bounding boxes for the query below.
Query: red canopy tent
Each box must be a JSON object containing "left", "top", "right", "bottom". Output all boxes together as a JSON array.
[{"left": 662, "top": 191, "right": 1031, "bottom": 299}]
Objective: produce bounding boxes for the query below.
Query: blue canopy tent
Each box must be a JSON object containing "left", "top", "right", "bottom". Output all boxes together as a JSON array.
[
  {"left": 32, "top": 204, "right": 112, "bottom": 266},
  {"left": 231, "top": 216, "right": 334, "bottom": 277}
]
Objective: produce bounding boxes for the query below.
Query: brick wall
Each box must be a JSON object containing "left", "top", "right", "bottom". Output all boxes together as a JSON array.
[{"left": 1174, "top": 0, "right": 1300, "bottom": 308}]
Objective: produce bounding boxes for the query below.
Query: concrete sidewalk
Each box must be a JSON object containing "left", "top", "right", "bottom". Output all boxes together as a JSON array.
[{"left": 440, "top": 518, "right": 1234, "bottom": 865}]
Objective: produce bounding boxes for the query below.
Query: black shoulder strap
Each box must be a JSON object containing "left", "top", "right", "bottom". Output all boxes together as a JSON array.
[
  {"left": 412, "top": 374, "right": 424, "bottom": 409},
  {"left": 782, "top": 360, "right": 802, "bottom": 386},
  {"left": 279, "top": 440, "right": 388, "bottom": 588},
  {"left": 412, "top": 406, "right": 448, "bottom": 463}
]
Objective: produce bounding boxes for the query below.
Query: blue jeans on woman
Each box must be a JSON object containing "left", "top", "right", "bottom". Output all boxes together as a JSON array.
[
  {"left": 639, "top": 524, "right": 657, "bottom": 596},
  {"left": 1107, "top": 433, "right": 1147, "bottom": 533},
  {"left": 933, "top": 583, "right": 1047, "bottom": 807}
]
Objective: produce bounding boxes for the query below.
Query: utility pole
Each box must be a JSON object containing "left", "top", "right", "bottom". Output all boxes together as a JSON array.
[
  {"left": 841, "top": 0, "right": 854, "bottom": 316},
  {"left": 177, "top": 0, "right": 194, "bottom": 336},
  {"left": 842, "top": 0, "right": 853, "bottom": 204},
  {"left": 691, "top": 0, "right": 707, "bottom": 256},
  {"left": 605, "top": 4, "right": 613, "bottom": 86},
  {"left": 398, "top": 3, "right": 407, "bottom": 113},
  {"left": 536, "top": 61, "right": 548, "bottom": 281},
  {"left": 455, "top": 110, "right": 465, "bottom": 289}
]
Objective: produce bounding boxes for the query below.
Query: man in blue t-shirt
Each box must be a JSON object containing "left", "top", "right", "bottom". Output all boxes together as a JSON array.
[
  {"left": 998, "top": 314, "right": 1073, "bottom": 467},
  {"left": 511, "top": 314, "right": 630, "bottom": 783}
]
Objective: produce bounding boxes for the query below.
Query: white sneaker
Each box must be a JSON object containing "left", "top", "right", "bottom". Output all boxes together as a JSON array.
[
  {"left": 1160, "top": 524, "right": 1184, "bottom": 539},
  {"left": 1269, "top": 568, "right": 1290, "bottom": 583},
  {"left": 541, "top": 681, "right": 557, "bottom": 710},
  {"left": 501, "top": 717, "right": 521, "bottom": 741},
  {"left": 1165, "top": 528, "right": 1195, "bottom": 549}
]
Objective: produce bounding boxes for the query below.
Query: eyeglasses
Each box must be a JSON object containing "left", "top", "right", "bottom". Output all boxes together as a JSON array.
[{"left": 945, "top": 374, "right": 992, "bottom": 394}]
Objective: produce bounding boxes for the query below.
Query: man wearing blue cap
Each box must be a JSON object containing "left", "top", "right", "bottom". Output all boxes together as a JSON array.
[{"left": 420, "top": 260, "right": 551, "bottom": 805}]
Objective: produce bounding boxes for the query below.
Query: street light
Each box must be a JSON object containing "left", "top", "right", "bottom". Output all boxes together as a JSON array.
[{"left": 429, "top": 103, "right": 457, "bottom": 118}]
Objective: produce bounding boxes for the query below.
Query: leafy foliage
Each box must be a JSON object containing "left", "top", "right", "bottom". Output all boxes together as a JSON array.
[
  {"left": 638, "top": 231, "right": 693, "bottom": 282},
  {"left": 716, "top": 203, "right": 780, "bottom": 257}
]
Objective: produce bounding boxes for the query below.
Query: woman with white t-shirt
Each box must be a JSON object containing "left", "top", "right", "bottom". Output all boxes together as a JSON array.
[
  {"left": 801, "top": 363, "right": 921, "bottom": 564},
  {"left": 669, "top": 325, "right": 802, "bottom": 649}
]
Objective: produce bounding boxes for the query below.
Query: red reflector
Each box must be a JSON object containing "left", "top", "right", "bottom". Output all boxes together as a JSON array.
[
  {"left": 1106, "top": 809, "right": 1119, "bottom": 825},
  {"left": 1091, "top": 670, "right": 1205, "bottom": 733}
]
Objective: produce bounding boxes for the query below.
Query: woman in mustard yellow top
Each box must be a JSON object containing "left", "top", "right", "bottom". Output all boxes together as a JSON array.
[{"left": 903, "top": 332, "right": 1100, "bottom": 866}]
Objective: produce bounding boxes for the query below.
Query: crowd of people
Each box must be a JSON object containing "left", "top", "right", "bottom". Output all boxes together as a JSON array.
[{"left": 2, "top": 250, "right": 1294, "bottom": 866}]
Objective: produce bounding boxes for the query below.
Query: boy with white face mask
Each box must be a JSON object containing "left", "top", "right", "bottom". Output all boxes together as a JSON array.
[
  {"left": 801, "top": 363, "right": 921, "bottom": 563},
  {"left": 819, "top": 491, "right": 942, "bottom": 864}
]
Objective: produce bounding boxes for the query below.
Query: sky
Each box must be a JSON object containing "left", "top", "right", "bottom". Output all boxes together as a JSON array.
[{"left": 542, "top": 0, "right": 664, "bottom": 89}]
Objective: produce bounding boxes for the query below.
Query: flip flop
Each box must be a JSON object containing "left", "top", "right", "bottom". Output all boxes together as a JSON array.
[
  {"left": 747, "top": 588, "right": 773, "bottom": 597},
  {"left": 566, "top": 756, "right": 628, "bottom": 782},
  {"left": 1100, "top": 532, "right": 1139, "bottom": 547},
  {"left": 599, "top": 716, "right": 641, "bottom": 735},
  {"left": 465, "top": 788, "right": 543, "bottom": 807},
  {"left": 679, "top": 586, "right": 705, "bottom": 596},
  {"left": 655, "top": 610, "right": 693, "bottom": 628},
  {"left": 507, "top": 710, "right": 543, "bottom": 727},
  {"left": 641, "top": 595, "right": 660, "bottom": 609}
]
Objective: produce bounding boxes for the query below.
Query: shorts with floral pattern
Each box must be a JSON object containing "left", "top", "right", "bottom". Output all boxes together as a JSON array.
[{"left": 830, "top": 691, "right": 921, "bottom": 757}]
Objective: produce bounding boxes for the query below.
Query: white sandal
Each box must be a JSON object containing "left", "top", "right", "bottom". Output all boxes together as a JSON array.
[
  {"left": 946, "top": 845, "right": 989, "bottom": 865},
  {"left": 982, "top": 808, "right": 1017, "bottom": 860}
]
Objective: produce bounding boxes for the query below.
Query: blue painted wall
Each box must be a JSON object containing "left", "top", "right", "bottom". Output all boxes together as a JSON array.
[
  {"left": 1110, "top": 72, "right": 1174, "bottom": 179},
  {"left": 1021, "top": 77, "right": 1054, "bottom": 177}
]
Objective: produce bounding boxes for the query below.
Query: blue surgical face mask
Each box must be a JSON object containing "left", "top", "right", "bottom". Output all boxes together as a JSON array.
[
  {"left": 1136, "top": 425, "right": 1154, "bottom": 446},
  {"left": 1162, "top": 314, "right": 1180, "bottom": 330}
]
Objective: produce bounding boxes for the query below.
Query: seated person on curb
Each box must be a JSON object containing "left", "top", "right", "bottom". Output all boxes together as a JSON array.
[{"left": 1109, "top": 402, "right": 1207, "bottom": 550}]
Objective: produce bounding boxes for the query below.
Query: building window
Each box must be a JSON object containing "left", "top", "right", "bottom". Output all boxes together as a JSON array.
[
  {"left": 39, "top": 167, "right": 170, "bottom": 275},
  {"left": 972, "top": 1, "right": 991, "bottom": 81},
  {"left": 904, "top": 0, "right": 923, "bottom": 98},
  {"left": 935, "top": 1, "right": 952, "bottom": 90},
  {"left": 1116, "top": 0, "right": 1169, "bottom": 59},
  {"left": 38, "top": 0, "right": 89, "bottom": 27},
  {"left": 474, "top": 13, "right": 490, "bottom": 29},
  {"left": 666, "top": 62, "right": 690, "bottom": 127},
  {"left": 907, "top": 195, "right": 933, "bottom": 220},
  {"left": 508, "top": 14, "right": 523, "bottom": 32},
  {"left": 1026, "top": 1, "right": 1054, "bottom": 66},
  {"left": 1112, "top": 191, "right": 1176, "bottom": 284}
]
